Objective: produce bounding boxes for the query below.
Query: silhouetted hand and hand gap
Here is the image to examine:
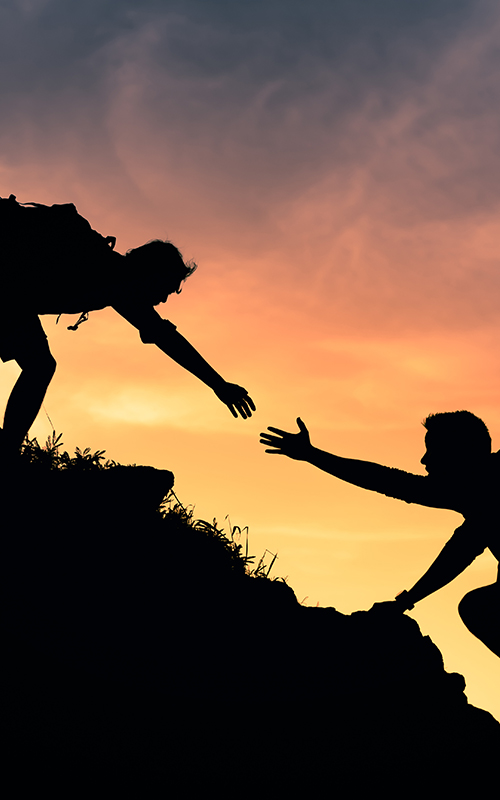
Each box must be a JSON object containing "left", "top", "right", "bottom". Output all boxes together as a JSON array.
[
  {"left": 261, "top": 411, "right": 500, "bottom": 658},
  {"left": 0, "top": 194, "right": 255, "bottom": 461}
]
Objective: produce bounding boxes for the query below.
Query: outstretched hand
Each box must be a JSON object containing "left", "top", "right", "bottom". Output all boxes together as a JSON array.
[
  {"left": 214, "top": 382, "right": 256, "bottom": 419},
  {"left": 260, "top": 417, "right": 311, "bottom": 460}
]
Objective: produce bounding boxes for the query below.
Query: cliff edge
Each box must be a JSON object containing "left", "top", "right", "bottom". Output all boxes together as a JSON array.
[{"left": 1, "top": 458, "right": 498, "bottom": 789}]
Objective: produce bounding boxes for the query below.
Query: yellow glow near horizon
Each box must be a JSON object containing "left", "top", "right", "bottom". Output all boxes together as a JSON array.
[{"left": 2, "top": 0, "right": 500, "bottom": 722}]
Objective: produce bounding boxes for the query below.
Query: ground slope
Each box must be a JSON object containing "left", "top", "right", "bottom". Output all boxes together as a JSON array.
[{"left": 1, "top": 461, "right": 498, "bottom": 789}]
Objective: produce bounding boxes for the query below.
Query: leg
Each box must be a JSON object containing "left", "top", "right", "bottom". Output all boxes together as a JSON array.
[
  {"left": 458, "top": 583, "right": 500, "bottom": 658},
  {"left": 2, "top": 337, "right": 56, "bottom": 456}
]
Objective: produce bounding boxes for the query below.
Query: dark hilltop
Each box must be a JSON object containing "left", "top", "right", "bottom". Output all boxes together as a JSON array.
[{"left": 1, "top": 435, "right": 499, "bottom": 791}]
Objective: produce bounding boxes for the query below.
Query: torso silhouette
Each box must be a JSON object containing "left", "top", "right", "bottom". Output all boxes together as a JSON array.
[
  {"left": 1, "top": 244, "right": 176, "bottom": 359},
  {"left": 371, "top": 459, "right": 500, "bottom": 563}
]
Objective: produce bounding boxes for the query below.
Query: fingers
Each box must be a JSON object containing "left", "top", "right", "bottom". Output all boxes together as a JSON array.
[
  {"left": 260, "top": 429, "right": 289, "bottom": 451},
  {"left": 259, "top": 432, "right": 283, "bottom": 444},
  {"left": 229, "top": 400, "right": 253, "bottom": 419},
  {"left": 225, "top": 387, "right": 255, "bottom": 419},
  {"left": 266, "top": 426, "right": 289, "bottom": 437},
  {"left": 241, "top": 396, "right": 255, "bottom": 417},
  {"left": 259, "top": 432, "right": 285, "bottom": 453},
  {"left": 297, "top": 417, "right": 308, "bottom": 432},
  {"left": 236, "top": 398, "right": 254, "bottom": 419}
]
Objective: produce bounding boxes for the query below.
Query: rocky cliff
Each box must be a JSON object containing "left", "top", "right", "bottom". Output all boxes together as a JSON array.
[{"left": 1, "top": 461, "right": 498, "bottom": 790}]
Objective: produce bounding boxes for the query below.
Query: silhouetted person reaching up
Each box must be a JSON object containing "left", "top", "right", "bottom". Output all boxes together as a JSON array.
[
  {"left": 0, "top": 196, "right": 255, "bottom": 460},
  {"left": 260, "top": 412, "right": 500, "bottom": 657}
]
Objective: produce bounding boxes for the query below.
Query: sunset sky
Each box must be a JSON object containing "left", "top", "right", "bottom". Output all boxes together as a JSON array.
[{"left": 1, "top": 0, "right": 500, "bottom": 717}]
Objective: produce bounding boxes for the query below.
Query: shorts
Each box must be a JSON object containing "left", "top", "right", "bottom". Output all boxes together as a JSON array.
[{"left": 0, "top": 309, "right": 49, "bottom": 363}]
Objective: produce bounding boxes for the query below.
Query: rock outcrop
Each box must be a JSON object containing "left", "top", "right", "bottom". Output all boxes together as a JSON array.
[{"left": 1, "top": 464, "right": 498, "bottom": 789}]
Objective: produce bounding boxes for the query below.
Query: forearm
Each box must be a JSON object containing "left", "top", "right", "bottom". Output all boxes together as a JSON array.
[
  {"left": 305, "top": 451, "right": 479, "bottom": 606},
  {"left": 405, "top": 551, "right": 468, "bottom": 606},
  {"left": 150, "top": 322, "right": 254, "bottom": 418},
  {"left": 156, "top": 329, "right": 224, "bottom": 390},
  {"left": 113, "top": 304, "right": 225, "bottom": 391},
  {"left": 305, "top": 446, "right": 399, "bottom": 493},
  {"left": 402, "top": 527, "right": 483, "bottom": 608},
  {"left": 261, "top": 420, "right": 434, "bottom": 504}
]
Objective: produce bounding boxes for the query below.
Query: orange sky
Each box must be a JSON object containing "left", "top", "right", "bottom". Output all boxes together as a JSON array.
[{"left": 1, "top": 0, "right": 500, "bottom": 718}]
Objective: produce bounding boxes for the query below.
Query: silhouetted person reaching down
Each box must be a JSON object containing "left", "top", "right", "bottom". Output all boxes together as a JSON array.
[
  {"left": 260, "top": 411, "right": 500, "bottom": 657},
  {"left": 0, "top": 196, "right": 255, "bottom": 460}
]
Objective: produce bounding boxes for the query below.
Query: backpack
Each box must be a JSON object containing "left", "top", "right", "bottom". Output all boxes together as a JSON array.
[{"left": 0, "top": 194, "right": 117, "bottom": 330}]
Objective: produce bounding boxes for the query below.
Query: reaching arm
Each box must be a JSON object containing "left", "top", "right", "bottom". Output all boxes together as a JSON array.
[
  {"left": 113, "top": 303, "right": 255, "bottom": 419},
  {"left": 261, "top": 421, "right": 489, "bottom": 612},
  {"left": 156, "top": 328, "right": 255, "bottom": 419},
  {"left": 395, "top": 522, "right": 487, "bottom": 610},
  {"left": 260, "top": 418, "right": 437, "bottom": 502}
]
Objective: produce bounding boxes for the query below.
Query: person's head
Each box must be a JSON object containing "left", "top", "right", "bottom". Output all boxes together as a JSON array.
[
  {"left": 421, "top": 410, "right": 491, "bottom": 476},
  {"left": 124, "top": 239, "right": 197, "bottom": 304}
]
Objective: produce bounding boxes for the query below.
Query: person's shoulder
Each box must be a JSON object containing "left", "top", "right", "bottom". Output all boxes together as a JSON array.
[
  {"left": 111, "top": 300, "right": 177, "bottom": 341},
  {"left": 469, "top": 452, "right": 500, "bottom": 492}
]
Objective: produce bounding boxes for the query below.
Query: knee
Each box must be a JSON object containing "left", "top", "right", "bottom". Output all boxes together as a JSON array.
[
  {"left": 458, "top": 584, "right": 500, "bottom": 656},
  {"left": 458, "top": 591, "right": 476, "bottom": 628},
  {"left": 458, "top": 585, "right": 492, "bottom": 630}
]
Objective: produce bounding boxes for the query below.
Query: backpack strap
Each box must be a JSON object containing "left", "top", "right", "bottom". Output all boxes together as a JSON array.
[{"left": 56, "top": 311, "right": 90, "bottom": 331}]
